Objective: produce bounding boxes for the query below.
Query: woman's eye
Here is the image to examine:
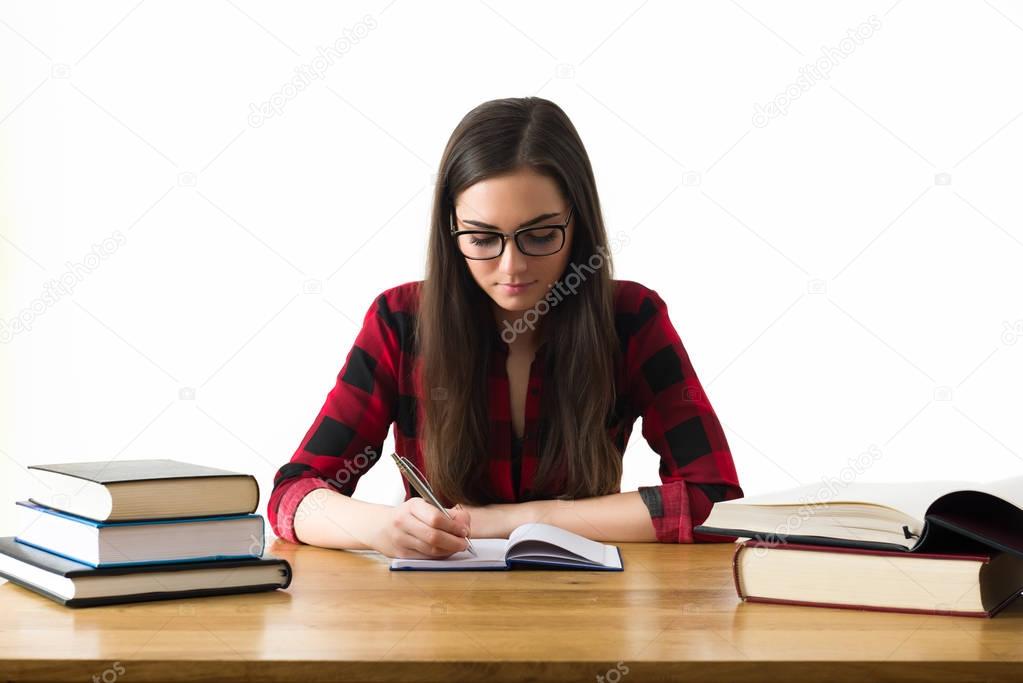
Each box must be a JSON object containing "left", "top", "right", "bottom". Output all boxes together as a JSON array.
[
  {"left": 469, "top": 235, "right": 499, "bottom": 247},
  {"left": 524, "top": 229, "right": 556, "bottom": 244}
]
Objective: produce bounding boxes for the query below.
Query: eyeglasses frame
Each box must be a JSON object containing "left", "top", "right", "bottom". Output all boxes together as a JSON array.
[{"left": 449, "top": 205, "right": 574, "bottom": 260}]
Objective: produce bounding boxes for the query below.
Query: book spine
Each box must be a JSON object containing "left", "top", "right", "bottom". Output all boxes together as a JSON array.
[
  {"left": 247, "top": 474, "right": 260, "bottom": 514},
  {"left": 731, "top": 542, "right": 746, "bottom": 600}
]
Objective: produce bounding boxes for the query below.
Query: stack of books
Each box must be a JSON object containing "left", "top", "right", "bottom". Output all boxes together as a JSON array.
[
  {"left": 695, "top": 474, "right": 1023, "bottom": 617},
  {"left": 0, "top": 459, "right": 292, "bottom": 607}
]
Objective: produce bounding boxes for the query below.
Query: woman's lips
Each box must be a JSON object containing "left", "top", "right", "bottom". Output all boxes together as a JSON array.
[{"left": 499, "top": 281, "right": 536, "bottom": 294}]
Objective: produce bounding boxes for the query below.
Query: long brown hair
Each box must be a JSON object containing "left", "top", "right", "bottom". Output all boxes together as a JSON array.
[{"left": 416, "top": 97, "right": 622, "bottom": 505}]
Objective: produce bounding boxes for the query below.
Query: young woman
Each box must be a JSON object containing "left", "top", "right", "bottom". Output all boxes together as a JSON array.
[{"left": 268, "top": 97, "right": 743, "bottom": 559}]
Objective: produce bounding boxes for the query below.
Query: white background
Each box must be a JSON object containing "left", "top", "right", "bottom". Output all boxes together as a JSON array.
[{"left": 2, "top": 0, "right": 1022, "bottom": 538}]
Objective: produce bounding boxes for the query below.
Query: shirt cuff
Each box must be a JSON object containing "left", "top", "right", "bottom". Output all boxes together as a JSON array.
[
  {"left": 271, "top": 477, "right": 333, "bottom": 544},
  {"left": 638, "top": 481, "right": 693, "bottom": 543}
]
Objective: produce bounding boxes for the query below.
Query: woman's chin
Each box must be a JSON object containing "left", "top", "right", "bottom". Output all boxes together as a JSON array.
[{"left": 494, "top": 294, "right": 540, "bottom": 311}]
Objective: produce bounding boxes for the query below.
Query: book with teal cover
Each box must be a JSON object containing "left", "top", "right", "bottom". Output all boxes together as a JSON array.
[{"left": 15, "top": 500, "right": 265, "bottom": 568}]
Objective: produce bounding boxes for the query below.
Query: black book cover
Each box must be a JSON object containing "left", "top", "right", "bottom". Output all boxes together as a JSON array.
[
  {"left": 28, "top": 458, "right": 257, "bottom": 485},
  {"left": 0, "top": 537, "right": 291, "bottom": 608}
]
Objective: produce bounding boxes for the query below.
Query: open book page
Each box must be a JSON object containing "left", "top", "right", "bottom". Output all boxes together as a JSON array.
[
  {"left": 389, "top": 538, "right": 508, "bottom": 570},
  {"left": 389, "top": 524, "right": 623, "bottom": 570},
  {"left": 719, "top": 480, "right": 991, "bottom": 524},
  {"left": 506, "top": 522, "right": 608, "bottom": 565}
]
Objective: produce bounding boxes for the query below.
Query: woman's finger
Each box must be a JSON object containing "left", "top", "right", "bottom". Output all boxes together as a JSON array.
[
  {"left": 404, "top": 512, "right": 468, "bottom": 555},
  {"left": 398, "top": 528, "right": 463, "bottom": 558},
  {"left": 393, "top": 532, "right": 445, "bottom": 559},
  {"left": 409, "top": 498, "right": 469, "bottom": 537},
  {"left": 453, "top": 504, "right": 472, "bottom": 534}
]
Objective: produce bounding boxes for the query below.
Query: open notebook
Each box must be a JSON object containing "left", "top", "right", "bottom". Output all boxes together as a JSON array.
[
  {"left": 695, "top": 474, "right": 1023, "bottom": 557},
  {"left": 389, "top": 522, "right": 623, "bottom": 571}
]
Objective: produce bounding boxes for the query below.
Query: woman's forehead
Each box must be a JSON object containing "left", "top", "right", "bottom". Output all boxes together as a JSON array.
[{"left": 455, "top": 172, "right": 565, "bottom": 221}]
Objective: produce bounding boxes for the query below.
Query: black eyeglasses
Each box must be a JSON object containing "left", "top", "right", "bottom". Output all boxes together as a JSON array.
[{"left": 449, "top": 206, "right": 573, "bottom": 260}]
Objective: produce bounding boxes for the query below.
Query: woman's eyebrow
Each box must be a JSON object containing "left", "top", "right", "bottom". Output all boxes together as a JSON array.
[{"left": 461, "top": 211, "right": 561, "bottom": 230}]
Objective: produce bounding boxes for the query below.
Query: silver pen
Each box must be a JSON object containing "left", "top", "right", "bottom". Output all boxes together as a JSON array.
[{"left": 389, "top": 452, "right": 477, "bottom": 557}]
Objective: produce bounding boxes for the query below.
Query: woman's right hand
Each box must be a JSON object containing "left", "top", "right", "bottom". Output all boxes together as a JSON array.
[{"left": 375, "top": 498, "right": 472, "bottom": 559}]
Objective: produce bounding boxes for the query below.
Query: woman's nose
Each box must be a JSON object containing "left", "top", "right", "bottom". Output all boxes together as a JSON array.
[{"left": 498, "top": 237, "right": 528, "bottom": 273}]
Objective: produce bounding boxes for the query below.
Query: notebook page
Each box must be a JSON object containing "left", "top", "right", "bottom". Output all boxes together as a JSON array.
[
  {"left": 507, "top": 522, "right": 607, "bottom": 565},
  {"left": 505, "top": 542, "right": 594, "bottom": 564},
  {"left": 389, "top": 538, "right": 507, "bottom": 569},
  {"left": 603, "top": 544, "right": 623, "bottom": 569}
]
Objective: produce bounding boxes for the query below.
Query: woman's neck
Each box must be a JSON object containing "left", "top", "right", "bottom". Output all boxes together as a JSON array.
[{"left": 492, "top": 304, "right": 540, "bottom": 355}]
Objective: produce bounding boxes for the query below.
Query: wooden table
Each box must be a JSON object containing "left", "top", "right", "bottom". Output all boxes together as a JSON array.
[{"left": 1, "top": 540, "right": 1022, "bottom": 682}]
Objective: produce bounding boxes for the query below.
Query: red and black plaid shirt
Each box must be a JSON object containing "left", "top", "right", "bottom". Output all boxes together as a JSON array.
[{"left": 268, "top": 280, "right": 743, "bottom": 544}]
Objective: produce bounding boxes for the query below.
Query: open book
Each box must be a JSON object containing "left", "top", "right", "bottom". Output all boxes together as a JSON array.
[
  {"left": 389, "top": 522, "right": 623, "bottom": 571},
  {"left": 694, "top": 474, "right": 1023, "bottom": 558}
]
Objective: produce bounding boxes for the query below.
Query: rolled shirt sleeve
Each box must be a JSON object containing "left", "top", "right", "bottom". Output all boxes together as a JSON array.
[
  {"left": 625, "top": 287, "right": 744, "bottom": 543},
  {"left": 267, "top": 289, "right": 400, "bottom": 543}
]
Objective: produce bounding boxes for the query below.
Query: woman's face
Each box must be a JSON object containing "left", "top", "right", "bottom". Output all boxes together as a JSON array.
[{"left": 453, "top": 167, "right": 574, "bottom": 318}]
